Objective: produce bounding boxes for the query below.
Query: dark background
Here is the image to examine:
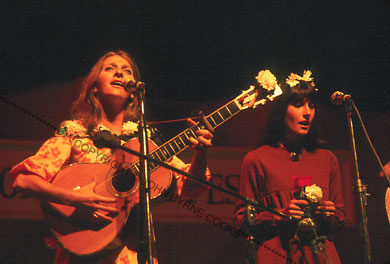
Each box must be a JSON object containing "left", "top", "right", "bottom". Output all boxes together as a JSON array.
[{"left": 1, "top": 0, "right": 389, "bottom": 112}]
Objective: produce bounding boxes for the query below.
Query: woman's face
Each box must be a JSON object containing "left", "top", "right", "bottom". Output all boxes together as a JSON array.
[
  {"left": 96, "top": 55, "right": 135, "bottom": 102},
  {"left": 285, "top": 97, "right": 315, "bottom": 138}
]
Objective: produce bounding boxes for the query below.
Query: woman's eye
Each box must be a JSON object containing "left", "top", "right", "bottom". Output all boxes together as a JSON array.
[
  {"left": 309, "top": 104, "right": 315, "bottom": 109},
  {"left": 124, "top": 69, "right": 132, "bottom": 75},
  {"left": 105, "top": 66, "right": 113, "bottom": 71},
  {"left": 294, "top": 102, "right": 303, "bottom": 107}
]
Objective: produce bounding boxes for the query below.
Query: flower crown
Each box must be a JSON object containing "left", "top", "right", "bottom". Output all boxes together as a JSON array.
[
  {"left": 255, "top": 69, "right": 278, "bottom": 91},
  {"left": 286, "top": 70, "right": 315, "bottom": 88}
]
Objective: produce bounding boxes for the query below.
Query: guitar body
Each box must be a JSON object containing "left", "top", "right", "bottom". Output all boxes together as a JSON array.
[{"left": 42, "top": 138, "right": 174, "bottom": 256}]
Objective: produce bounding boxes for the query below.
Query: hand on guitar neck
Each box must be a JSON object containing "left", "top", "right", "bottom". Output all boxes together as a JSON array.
[{"left": 187, "top": 118, "right": 213, "bottom": 152}]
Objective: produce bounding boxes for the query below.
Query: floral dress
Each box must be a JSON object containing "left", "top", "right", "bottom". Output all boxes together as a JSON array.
[{"left": 10, "top": 119, "right": 210, "bottom": 264}]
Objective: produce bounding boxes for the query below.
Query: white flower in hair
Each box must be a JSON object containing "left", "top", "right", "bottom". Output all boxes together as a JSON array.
[
  {"left": 286, "top": 73, "right": 300, "bottom": 87},
  {"left": 286, "top": 70, "right": 315, "bottom": 88},
  {"left": 300, "top": 70, "right": 313, "bottom": 82}
]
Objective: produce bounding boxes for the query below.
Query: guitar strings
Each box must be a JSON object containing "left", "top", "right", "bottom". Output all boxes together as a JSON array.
[
  {"left": 91, "top": 123, "right": 201, "bottom": 196},
  {"left": 93, "top": 150, "right": 141, "bottom": 196}
]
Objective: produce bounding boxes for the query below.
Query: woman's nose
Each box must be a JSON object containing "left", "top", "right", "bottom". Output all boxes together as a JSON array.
[
  {"left": 302, "top": 104, "right": 312, "bottom": 117},
  {"left": 114, "top": 70, "right": 123, "bottom": 77}
]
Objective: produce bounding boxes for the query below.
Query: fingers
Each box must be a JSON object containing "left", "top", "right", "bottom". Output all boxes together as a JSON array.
[
  {"left": 187, "top": 118, "right": 197, "bottom": 126},
  {"left": 73, "top": 181, "right": 117, "bottom": 204},
  {"left": 86, "top": 201, "right": 120, "bottom": 213},
  {"left": 284, "top": 199, "right": 309, "bottom": 219},
  {"left": 187, "top": 118, "right": 213, "bottom": 139},
  {"left": 316, "top": 200, "right": 336, "bottom": 216},
  {"left": 282, "top": 200, "right": 337, "bottom": 220},
  {"left": 291, "top": 199, "right": 309, "bottom": 206},
  {"left": 85, "top": 193, "right": 119, "bottom": 213},
  {"left": 288, "top": 210, "right": 305, "bottom": 219},
  {"left": 187, "top": 119, "right": 213, "bottom": 149},
  {"left": 197, "top": 129, "right": 213, "bottom": 140},
  {"left": 189, "top": 136, "right": 212, "bottom": 150},
  {"left": 75, "top": 192, "right": 118, "bottom": 213},
  {"left": 192, "top": 132, "right": 213, "bottom": 146},
  {"left": 91, "top": 211, "right": 115, "bottom": 222},
  {"left": 71, "top": 182, "right": 119, "bottom": 223},
  {"left": 93, "top": 194, "right": 117, "bottom": 203}
]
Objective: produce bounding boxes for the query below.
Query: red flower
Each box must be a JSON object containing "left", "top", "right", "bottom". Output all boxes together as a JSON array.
[{"left": 293, "top": 175, "right": 312, "bottom": 189}]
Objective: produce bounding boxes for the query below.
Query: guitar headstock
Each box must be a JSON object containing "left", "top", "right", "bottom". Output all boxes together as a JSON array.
[{"left": 235, "top": 84, "right": 283, "bottom": 110}]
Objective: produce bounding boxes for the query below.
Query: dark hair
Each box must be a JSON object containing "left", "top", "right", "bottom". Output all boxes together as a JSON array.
[
  {"left": 71, "top": 50, "right": 141, "bottom": 130},
  {"left": 262, "top": 79, "right": 321, "bottom": 151}
]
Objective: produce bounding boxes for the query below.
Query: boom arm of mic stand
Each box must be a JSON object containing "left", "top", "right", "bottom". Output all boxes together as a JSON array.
[
  {"left": 115, "top": 143, "right": 291, "bottom": 220},
  {"left": 350, "top": 101, "right": 390, "bottom": 187}
]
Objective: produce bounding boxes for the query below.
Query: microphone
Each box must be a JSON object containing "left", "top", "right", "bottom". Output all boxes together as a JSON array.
[
  {"left": 91, "top": 130, "right": 120, "bottom": 149},
  {"left": 124, "top": 80, "right": 145, "bottom": 92},
  {"left": 330, "top": 91, "right": 352, "bottom": 105}
]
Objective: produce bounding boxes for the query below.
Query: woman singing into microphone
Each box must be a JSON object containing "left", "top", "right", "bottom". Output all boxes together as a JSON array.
[
  {"left": 10, "top": 50, "right": 213, "bottom": 264},
  {"left": 235, "top": 70, "right": 345, "bottom": 263}
]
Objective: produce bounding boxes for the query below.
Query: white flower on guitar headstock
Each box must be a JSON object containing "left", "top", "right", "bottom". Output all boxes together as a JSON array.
[
  {"left": 236, "top": 69, "right": 283, "bottom": 110},
  {"left": 256, "top": 70, "right": 278, "bottom": 91}
]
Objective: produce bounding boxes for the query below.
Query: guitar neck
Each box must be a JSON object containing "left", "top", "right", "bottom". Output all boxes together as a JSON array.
[{"left": 132, "top": 98, "right": 242, "bottom": 173}]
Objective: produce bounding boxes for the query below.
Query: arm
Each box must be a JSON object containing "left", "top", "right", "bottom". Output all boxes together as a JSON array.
[
  {"left": 13, "top": 173, "right": 118, "bottom": 215},
  {"left": 234, "top": 151, "right": 285, "bottom": 241},
  {"left": 187, "top": 118, "right": 213, "bottom": 178},
  {"left": 173, "top": 119, "right": 213, "bottom": 195},
  {"left": 315, "top": 153, "right": 346, "bottom": 233},
  {"left": 11, "top": 136, "right": 119, "bottom": 221}
]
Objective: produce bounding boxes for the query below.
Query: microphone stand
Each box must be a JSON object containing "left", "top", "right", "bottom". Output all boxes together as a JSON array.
[
  {"left": 136, "top": 84, "right": 154, "bottom": 264},
  {"left": 244, "top": 205, "right": 257, "bottom": 264},
  {"left": 345, "top": 99, "right": 371, "bottom": 264}
]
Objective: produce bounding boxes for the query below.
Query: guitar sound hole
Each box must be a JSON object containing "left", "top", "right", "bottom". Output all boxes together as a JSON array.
[{"left": 111, "top": 168, "right": 136, "bottom": 193}]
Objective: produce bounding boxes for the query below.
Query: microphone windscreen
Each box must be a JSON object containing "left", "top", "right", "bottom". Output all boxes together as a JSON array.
[
  {"left": 330, "top": 91, "right": 345, "bottom": 105},
  {"left": 92, "top": 130, "right": 120, "bottom": 149}
]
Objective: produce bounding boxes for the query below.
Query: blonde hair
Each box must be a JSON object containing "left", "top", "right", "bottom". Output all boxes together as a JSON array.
[{"left": 71, "top": 50, "right": 141, "bottom": 130}]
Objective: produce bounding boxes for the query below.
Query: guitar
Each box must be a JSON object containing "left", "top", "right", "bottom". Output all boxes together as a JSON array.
[{"left": 42, "top": 83, "right": 283, "bottom": 256}]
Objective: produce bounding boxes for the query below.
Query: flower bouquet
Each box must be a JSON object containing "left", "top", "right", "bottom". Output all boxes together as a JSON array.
[{"left": 292, "top": 175, "right": 330, "bottom": 259}]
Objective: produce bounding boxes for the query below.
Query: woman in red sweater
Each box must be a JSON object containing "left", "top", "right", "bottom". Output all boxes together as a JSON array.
[{"left": 235, "top": 70, "right": 345, "bottom": 264}]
